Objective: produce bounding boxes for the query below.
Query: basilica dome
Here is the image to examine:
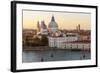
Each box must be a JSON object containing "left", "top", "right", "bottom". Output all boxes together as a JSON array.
[
  {"left": 49, "top": 21, "right": 58, "bottom": 28},
  {"left": 48, "top": 16, "right": 58, "bottom": 28},
  {"left": 48, "top": 16, "right": 58, "bottom": 33}
]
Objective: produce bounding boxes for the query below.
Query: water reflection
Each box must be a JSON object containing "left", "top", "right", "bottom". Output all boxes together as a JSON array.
[{"left": 22, "top": 50, "right": 90, "bottom": 63}]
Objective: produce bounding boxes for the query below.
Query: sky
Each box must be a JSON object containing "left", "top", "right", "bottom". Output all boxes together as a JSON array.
[{"left": 23, "top": 10, "right": 91, "bottom": 30}]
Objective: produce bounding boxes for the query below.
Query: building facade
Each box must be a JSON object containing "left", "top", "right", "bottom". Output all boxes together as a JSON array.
[
  {"left": 48, "top": 33, "right": 78, "bottom": 48},
  {"left": 48, "top": 33, "right": 90, "bottom": 50}
]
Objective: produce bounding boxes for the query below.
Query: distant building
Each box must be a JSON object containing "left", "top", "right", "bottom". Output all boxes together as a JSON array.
[
  {"left": 23, "top": 29, "right": 37, "bottom": 46},
  {"left": 76, "top": 24, "right": 81, "bottom": 32},
  {"left": 78, "top": 32, "right": 91, "bottom": 41}
]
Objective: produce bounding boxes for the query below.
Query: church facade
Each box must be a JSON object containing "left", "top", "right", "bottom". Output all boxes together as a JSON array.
[{"left": 37, "top": 15, "right": 61, "bottom": 36}]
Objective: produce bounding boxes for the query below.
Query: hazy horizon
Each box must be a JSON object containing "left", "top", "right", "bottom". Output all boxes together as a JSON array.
[{"left": 23, "top": 10, "right": 91, "bottom": 30}]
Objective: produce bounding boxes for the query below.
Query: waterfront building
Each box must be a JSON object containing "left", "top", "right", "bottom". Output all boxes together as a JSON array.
[
  {"left": 48, "top": 35, "right": 90, "bottom": 50},
  {"left": 63, "top": 40, "right": 90, "bottom": 50},
  {"left": 48, "top": 33, "right": 78, "bottom": 48}
]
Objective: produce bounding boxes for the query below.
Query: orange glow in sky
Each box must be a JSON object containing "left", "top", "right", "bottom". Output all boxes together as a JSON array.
[{"left": 23, "top": 10, "right": 91, "bottom": 30}]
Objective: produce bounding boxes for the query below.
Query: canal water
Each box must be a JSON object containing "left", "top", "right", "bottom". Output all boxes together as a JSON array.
[{"left": 22, "top": 49, "right": 90, "bottom": 63}]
